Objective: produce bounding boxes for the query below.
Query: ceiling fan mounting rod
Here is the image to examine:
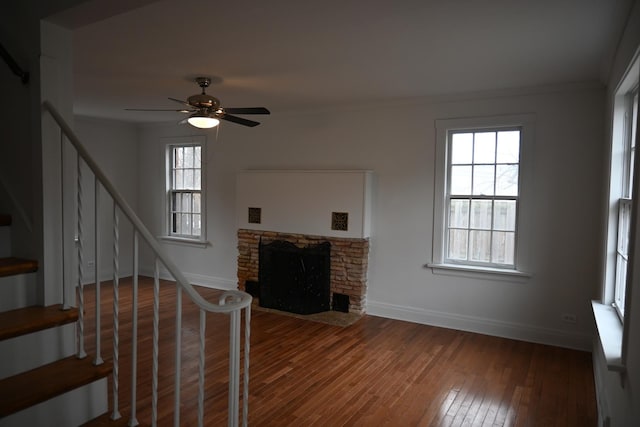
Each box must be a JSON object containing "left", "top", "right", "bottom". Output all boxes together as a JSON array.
[{"left": 196, "top": 76, "right": 211, "bottom": 93}]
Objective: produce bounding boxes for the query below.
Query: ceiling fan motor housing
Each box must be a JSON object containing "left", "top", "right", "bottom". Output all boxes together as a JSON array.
[{"left": 187, "top": 93, "right": 220, "bottom": 110}]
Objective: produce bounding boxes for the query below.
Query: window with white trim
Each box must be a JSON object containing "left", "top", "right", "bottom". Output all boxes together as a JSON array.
[
  {"left": 610, "top": 88, "right": 638, "bottom": 319},
  {"left": 167, "top": 143, "right": 203, "bottom": 239},
  {"left": 431, "top": 115, "right": 534, "bottom": 277}
]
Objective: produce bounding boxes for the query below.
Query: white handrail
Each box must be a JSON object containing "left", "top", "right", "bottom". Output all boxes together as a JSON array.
[{"left": 42, "top": 100, "right": 252, "bottom": 427}]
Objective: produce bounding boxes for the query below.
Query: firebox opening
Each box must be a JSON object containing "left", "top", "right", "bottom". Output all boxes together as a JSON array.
[
  {"left": 332, "top": 293, "right": 350, "bottom": 313},
  {"left": 245, "top": 280, "right": 260, "bottom": 298},
  {"left": 259, "top": 240, "right": 331, "bottom": 315}
]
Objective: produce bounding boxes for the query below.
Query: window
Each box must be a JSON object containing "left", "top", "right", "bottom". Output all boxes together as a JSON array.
[
  {"left": 431, "top": 115, "right": 534, "bottom": 277},
  {"left": 167, "top": 143, "right": 204, "bottom": 240},
  {"left": 610, "top": 88, "right": 638, "bottom": 319},
  {"left": 447, "top": 129, "right": 520, "bottom": 267}
]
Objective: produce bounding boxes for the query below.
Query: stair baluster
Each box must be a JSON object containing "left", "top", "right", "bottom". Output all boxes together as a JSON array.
[
  {"left": 111, "top": 205, "right": 121, "bottom": 421},
  {"left": 77, "top": 155, "right": 87, "bottom": 359}
]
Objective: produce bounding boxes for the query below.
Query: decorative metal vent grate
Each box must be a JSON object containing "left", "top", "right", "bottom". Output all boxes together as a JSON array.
[
  {"left": 331, "top": 212, "right": 349, "bottom": 231},
  {"left": 248, "top": 207, "right": 262, "bottom": 224}
]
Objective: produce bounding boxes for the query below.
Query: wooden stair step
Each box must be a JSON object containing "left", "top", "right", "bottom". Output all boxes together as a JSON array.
[
  {"left": 0, "top": 305, "right": 79, "bottom": 341},
  {"left": 0, "top": 257, "right": 38, "bottom": 278},
  {"left": 81, "top": 413, "right": 146, "bottom": 426},
  {"left": 0, "top": 356, "right": 112, "bottom": 417},
  {"left": 0, "top": 214, "right": 11, "bottom": 226}
]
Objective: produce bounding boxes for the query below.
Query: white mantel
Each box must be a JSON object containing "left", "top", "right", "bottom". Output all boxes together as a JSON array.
[{"left": 236, "top": 170, "right": 373, "bottom": 238}]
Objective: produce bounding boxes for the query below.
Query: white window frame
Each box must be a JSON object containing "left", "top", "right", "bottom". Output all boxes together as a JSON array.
[
  {"left": 430, "top": 114, "right": 535, "bottom": 279},
  {"left": 595, "top": 54, "right": 640, "bottom": 373},
  {"left": 161, "top": 136, "right": 209, "bottom": 247}
]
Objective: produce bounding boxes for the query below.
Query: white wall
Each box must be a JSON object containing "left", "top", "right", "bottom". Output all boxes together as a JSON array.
[
  {"left": 74, "top": 116, "right": 139, "bottom": 282},
  {"left": 593, "top": 1, "right": 640, "bottom": 426},
  {"left": 137, "top": 84, "right": 604, "bottom": 350}
]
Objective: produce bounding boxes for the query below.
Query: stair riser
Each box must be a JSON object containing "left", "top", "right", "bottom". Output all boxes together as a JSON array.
[
  {"left": 0, "top": 273, "right": 37, "bottom": 312},
  {"left": 0, "top": 324, "right": 76, "bottom": 380},
  {"left": 0, "top": 379, "right": 108, "bottom": 427}
]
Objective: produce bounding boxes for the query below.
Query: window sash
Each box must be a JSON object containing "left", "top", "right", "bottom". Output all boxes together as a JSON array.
[
  {"left": 614, "top": 198, "right": 632, "bottom": 317},
  {"left": 444, "top": 129, "right": 521, "bottom": 269},
  {"left": 168, "top": 144, "right": 203, "bottom": 239}
]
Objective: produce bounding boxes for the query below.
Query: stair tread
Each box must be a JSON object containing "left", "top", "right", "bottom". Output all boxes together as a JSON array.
[
  {"left": 0, "top": 214, "right": 10, "bottom": 226},
  {"left": 0, "top": 356, "right": 112, "bottom": 417},
  {"left": 0, "top": 257, "right": 38, "bottom": 278},
  {"left": 81, "top": 413, "right": 146, "bottom": 426},
  {"left": 0, "top": 305, "right": 79, "bottom": 341}
]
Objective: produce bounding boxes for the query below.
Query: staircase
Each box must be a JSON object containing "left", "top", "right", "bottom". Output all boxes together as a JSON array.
[
  {"left": 0, "top": 215, "right": 122, "bottom": 426},
  {"left": 0, "top": 98, "right": 252, "bottom": 426}
]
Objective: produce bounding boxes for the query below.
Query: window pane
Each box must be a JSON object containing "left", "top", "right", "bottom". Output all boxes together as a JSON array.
[
  {"left": 615, "top": 255, "right": 627, "bottom": 315},
  {"left": 172, "top": 213, "right": 178, "bottom": 233},
  {"left": 496, "top": 131, "right": 520, "bottom": 163},
  {"left": 182, "top": 193, "right": 191, "bottom": 213},
  {"left": 172, "top": 192, "right": 181, "bottom": 212},
  {"left": 448, "top": 229, "right": 468, "bottom": 260},
  {"left": 193, "top": 193, "right": 201, "bottom": 214},
  {"left": 474, "top": 132, "right": 496, "bottom": 164},
  {"left": 493, "top": 200, "right": 516, "bottom": 231},
  {"left": 469, "top": 230, "right": 491, "bottom": 262},
  {"left": 175, "top": 169, "right": 183, "bottom": 189},
  {"left": 184, "top": 169, "right": 194, "bottom": 189},
  {"left": 491, "top": 231, "right": 515, "bottom": 264},
  {"left": 184, "top": 146, "right": 194, "bottom": 168},
  {"left": 181, "top": 213, "right": 190, "bottom": 235},
  {"left": 192, "top": 214, "right": 201, "bottom": 236},
  {"left": 174, "top": 147, "right": 183, "bottom": 168},
  {"left": 495, "top": 165, "right": 519, "bottom": 196},
  {"left": 451, "top": 165, "right": 472, "bottom": 195},
  {"left": 451, "top": 133, "right": 473, "bottom": 164},
  {"left": 449, "top": 199, "right": 469, "bottom": 228},
  {"left": 470, "top": 200, "right": 492, "bottom": 230},
  {"left": 473, "top": 165, "right": 495, "bottom": 195},
  {"left": 195, "top": 170, "right": 201, "bottom": 190},
  {"left": 194, "top": 145, "right": 202, "bottom": 167}
]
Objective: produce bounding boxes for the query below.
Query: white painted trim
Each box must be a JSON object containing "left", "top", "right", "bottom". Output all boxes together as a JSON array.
[
  {"left": 140, "top": 266, "right": 237, "bottom": 290},
  {"left": 367, "top": 299, "right": 591, "bottom": 351},
  {"left": 158, "top": 235, "right": 211, "bottom": 248},
  {"left": 591, "top": 301, "right": 625, "bottom": 372},
  {"left": 432, "top": 114, "right": 536, "bottom": 275},
  {"left": 163, "top": 136, "right": 208, "bottom": 244},
  {"left": 426, "top": 263, "right": 531, "bottom": 281}
]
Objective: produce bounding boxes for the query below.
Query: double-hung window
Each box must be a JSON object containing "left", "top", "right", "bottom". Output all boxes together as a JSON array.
[
  {"left": 431, "top": 115, "right": 534, "bottom": 277},
  {"left": 612, "top": 88, "right": 638, "bottom": 318},
  {"left": 168, "top": 143, "right": 204, "bottom": 240}
]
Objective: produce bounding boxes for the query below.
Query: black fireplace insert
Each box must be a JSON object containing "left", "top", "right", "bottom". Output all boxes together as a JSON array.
[{"left": 259, "top": 240, "right": 331, "bottom": 314}]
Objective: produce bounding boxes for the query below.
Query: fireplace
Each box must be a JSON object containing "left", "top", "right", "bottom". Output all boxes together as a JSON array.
[
  {"left": 259, "top": 240, "right": 331, "bottom": 314},
  {"left": 237, "top": 230, "right": 369, "bottom": 314},
  {"left": 235, "top": 170, "right": 373, "bottom": 315}
]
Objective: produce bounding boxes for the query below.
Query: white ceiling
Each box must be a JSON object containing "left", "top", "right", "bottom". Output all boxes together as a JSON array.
[{"left": 60, "top": 0, "right": 632, "bottom": 124}]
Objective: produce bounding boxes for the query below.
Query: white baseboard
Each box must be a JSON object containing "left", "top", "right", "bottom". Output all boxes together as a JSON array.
[
  {"left": 139, "top": 265, "right": 237, "bottom": 290},
  {"left": 367, "top": 300, "right": 592, "bottom": 351}
]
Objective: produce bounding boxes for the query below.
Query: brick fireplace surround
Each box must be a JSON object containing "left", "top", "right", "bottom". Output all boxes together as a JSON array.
[{"left": 237, "top": 229, "right": 370, "bottom": 314}]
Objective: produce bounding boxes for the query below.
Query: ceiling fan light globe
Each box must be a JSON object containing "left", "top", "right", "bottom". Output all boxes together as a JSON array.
[{"left": 187, "top": 116, "right": 220, "bottom": 129}]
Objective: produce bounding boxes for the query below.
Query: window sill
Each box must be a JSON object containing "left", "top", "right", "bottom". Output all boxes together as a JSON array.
[
  {"left": 591, "top": 301, "right": 625, "bottom": 372},
  {"left": 158, "top": 236, "right": 210, "bottom": 248},
  {"left": 426, "top": 263, "right": 531, "bottom": 281}
]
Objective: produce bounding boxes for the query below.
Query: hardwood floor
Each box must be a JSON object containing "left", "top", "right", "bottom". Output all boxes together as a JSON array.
[{"left": 83, "top": 277, "right": 596, "bottom": 426}]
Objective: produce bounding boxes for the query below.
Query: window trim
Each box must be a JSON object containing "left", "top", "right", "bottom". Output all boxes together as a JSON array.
[
  {"left": 431, "top": 114, "right": 535, "bottom": 278},
  {"left": 163, "top": 136, "right": 208, "bottom": 245}
]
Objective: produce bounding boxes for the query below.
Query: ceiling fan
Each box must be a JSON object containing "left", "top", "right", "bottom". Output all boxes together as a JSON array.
[{"left": 126, "top": 77, "right": 270, "bottom": 128}]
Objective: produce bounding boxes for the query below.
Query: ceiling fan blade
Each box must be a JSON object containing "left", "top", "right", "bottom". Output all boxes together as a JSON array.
[
  {"left": 223, "top": 107, "right": 270, "bottom": 115},
  {"left": 168, "top": 97, "right": 193, "bottom": 108},
  {"left": 219, "top": 114, "right": 261, "bottom": 127},
  {"left": 125, "top": 108, "right": 194, "bottom": 113}
]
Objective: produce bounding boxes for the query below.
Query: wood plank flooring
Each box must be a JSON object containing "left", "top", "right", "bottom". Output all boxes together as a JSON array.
[{"left": 83, "top": 277, "right": 596, "bottom": 426}]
